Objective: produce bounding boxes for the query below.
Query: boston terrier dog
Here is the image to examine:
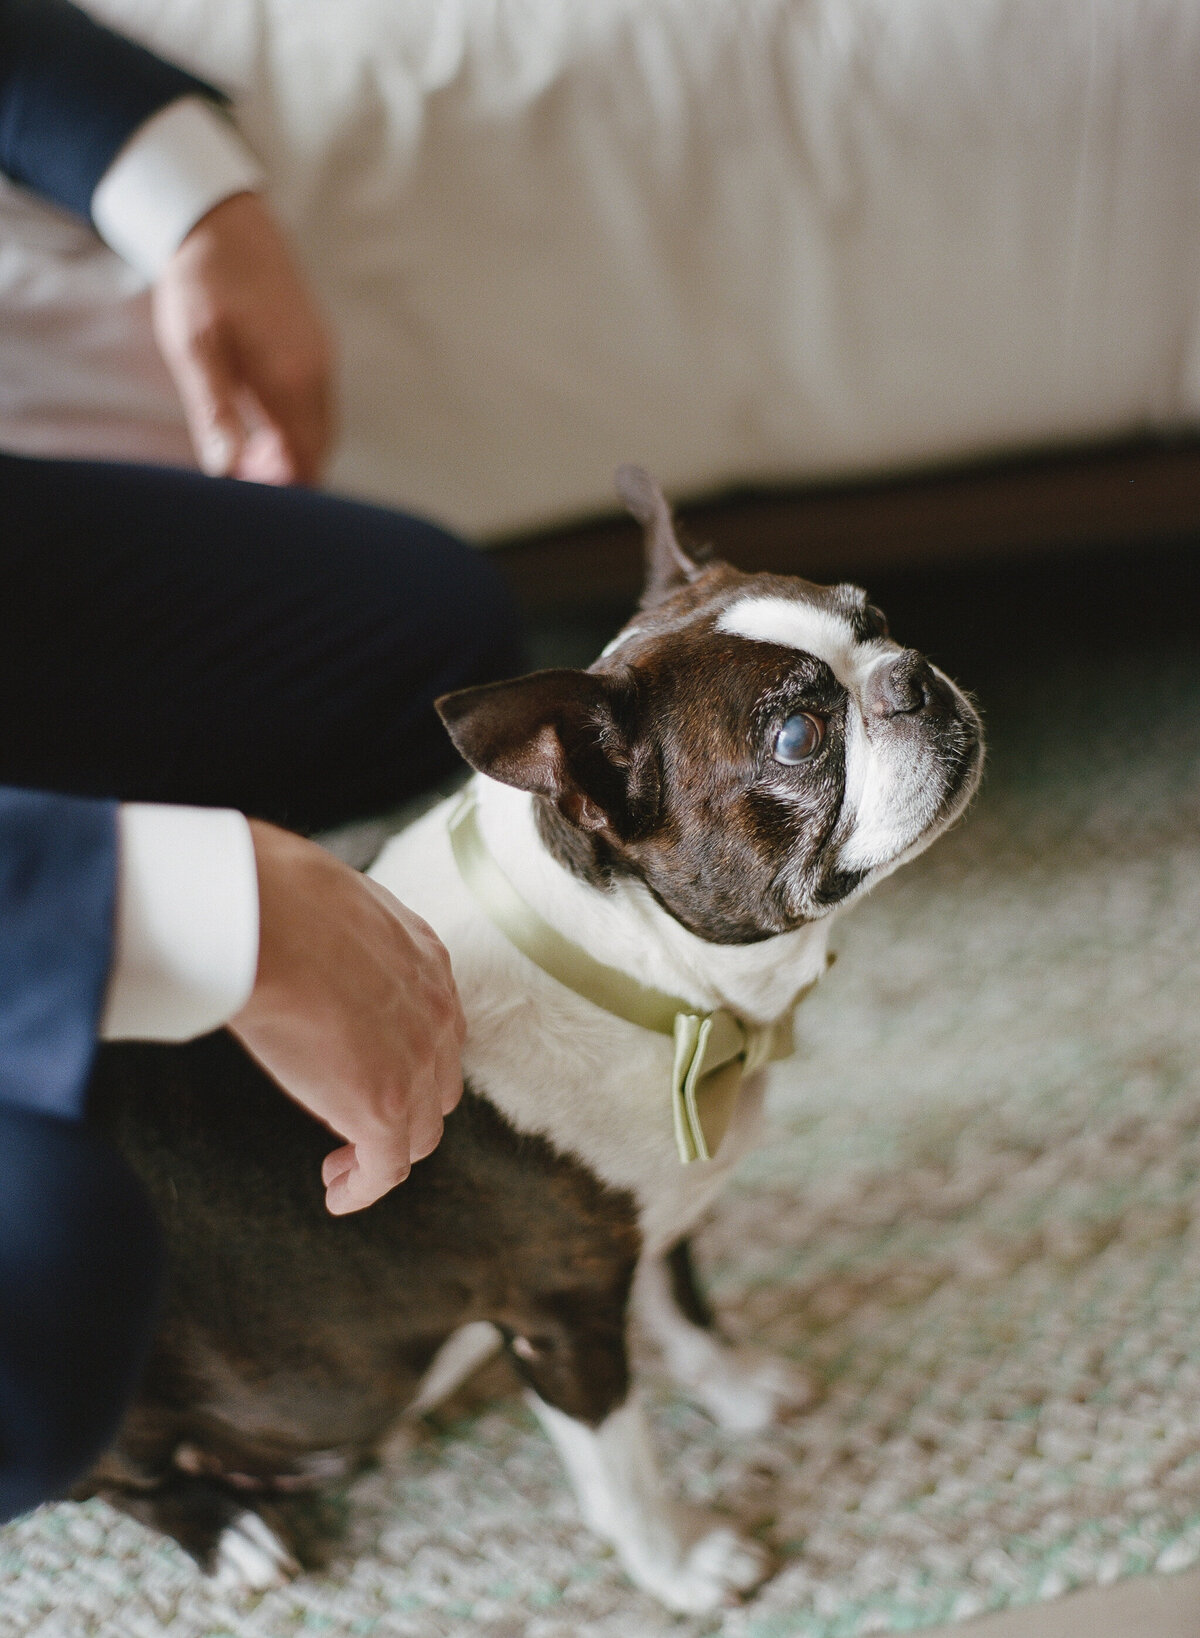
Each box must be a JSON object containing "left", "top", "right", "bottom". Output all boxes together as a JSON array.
[{"left": 81, "top": 469, "right": 983, "bottom": 1613}]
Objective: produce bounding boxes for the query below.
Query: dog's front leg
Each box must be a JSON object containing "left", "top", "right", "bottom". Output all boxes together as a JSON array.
[
  {"left": 530, "top": 1391, "right": 767, "bottom": 1613},
  {"left": 634, "top": 1242, "right": 812, "bottom": 1434},
  {"left": 509, "top": 1288, "right": 767, "bottom": 1612}
]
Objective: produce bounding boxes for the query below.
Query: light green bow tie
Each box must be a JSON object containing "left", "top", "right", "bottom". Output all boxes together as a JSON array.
[{"left": 448, "top": 791, "right": 825, "bottom": 1164}]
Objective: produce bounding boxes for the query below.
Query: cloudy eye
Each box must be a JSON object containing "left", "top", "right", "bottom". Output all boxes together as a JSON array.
[{"left": 773, "top": 712, "right": 824, "bottom": 765}]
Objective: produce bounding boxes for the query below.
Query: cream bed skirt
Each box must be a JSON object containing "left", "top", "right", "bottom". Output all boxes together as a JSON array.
[{"left": 2, "top": 0, "right": 1199, "bottom": 538}]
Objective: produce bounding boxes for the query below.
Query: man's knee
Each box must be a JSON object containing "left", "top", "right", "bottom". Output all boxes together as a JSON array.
[
  {"left": 366, "top": 509, "right": 525, "bottom": 692},
  {"left": 442, "top": 540, "right": 525, "bottom": 691}
]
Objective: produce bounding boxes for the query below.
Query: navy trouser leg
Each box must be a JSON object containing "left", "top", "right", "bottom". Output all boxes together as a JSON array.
[
  {"left": 0, "top": 453, "right": 523, "bottom": 831},
  {"left": 0, "top": 1105, "right": 163, "bottom": 1525}
]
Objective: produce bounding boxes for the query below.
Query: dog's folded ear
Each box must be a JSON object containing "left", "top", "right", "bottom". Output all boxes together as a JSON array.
[
  {"left": 615, "top": 465, "right": 704, "bottom": 609},
  {"left": 437, "top": 669, "right": 655, "bottom": 838}
]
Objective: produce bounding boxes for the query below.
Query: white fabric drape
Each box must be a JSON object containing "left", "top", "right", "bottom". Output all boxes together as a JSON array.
[{"left": 3, "top": 0, "right": 1199, "bottom": 537}]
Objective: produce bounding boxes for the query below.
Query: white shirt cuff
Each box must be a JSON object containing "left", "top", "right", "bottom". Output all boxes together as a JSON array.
[
  {"left": 101, "top": 804, "right": 260, "bottom": 1042},
  {"left": 90, "top": 95, "right": 267, "bottom": 281}
]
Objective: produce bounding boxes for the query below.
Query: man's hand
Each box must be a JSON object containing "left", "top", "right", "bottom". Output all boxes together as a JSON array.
[
  {"left": 151, "top": 192, "right": 335, "bottom": 486},
  {"left": 229, "top": 821, "right": 465, "bottom": 1214}
]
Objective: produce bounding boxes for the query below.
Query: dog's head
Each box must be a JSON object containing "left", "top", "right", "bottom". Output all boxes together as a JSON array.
[{"left": 438, "top": 468, "right": 983, "bottom": 944}]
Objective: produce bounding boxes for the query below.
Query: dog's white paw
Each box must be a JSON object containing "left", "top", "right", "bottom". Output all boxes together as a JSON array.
[
  {"left": 211, "top": 1510, "right": 299, "bottom": 1594},
  {"left": 643, "top": 1524, "right": 770, "bottom": 1613},
  {"left": 693, "top": 1348, "right": 814, "bottom": 1434}
]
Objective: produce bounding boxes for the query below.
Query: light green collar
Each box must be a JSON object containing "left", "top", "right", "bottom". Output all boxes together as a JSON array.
[{"left": 448, "top": 790, "right": 825, "bottom": 1165}]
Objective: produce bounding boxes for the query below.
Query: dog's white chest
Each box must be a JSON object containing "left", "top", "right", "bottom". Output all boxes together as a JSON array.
[{"left": 371, "top": 785, "right": 828, "bottom": 1251}]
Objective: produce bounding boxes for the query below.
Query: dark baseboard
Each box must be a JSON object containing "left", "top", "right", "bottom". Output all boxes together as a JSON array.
[{"left": 491, "top": 435, "right": 1200, "bottom": 616}]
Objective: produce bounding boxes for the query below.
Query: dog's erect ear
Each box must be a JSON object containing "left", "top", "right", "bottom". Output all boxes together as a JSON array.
[
  {"left": 437, "top": 669, "right": 654, "bottom": 837},
  {"left": 615, "top": 464, "right": 702, "bottom": 609}
]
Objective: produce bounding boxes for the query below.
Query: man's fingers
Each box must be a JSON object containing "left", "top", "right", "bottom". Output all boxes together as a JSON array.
[
  {"left": 406, "top": 1071, "right": 449, "bottom": 1161},
  {"left": 229, "top": 827, "right": 470, "bottom": 1217},
  {"left": 152, "top": 194, "right": 337, "bottom": 486},
  {"left": 407, "top": 1113, "right": 445, "bottom": 1166},
  {"left": 325, "top": 1166, "right": 372, "bottom": 1216},
  {"left": 321, "top": 1142, "right": 356, "bottom": 1189},
  {"left": 325, "top": 1138, "right": 411, "bottom": 1217},
  {"left": 440, "top": 1074, "right": 464, "bottom": 1118},
  {"left": 435, "top": 1035, "right": 465, "bottom": 1117},
  {"left": 449, "top": 982, "right": 468, "bottom": 1050},
  {"left": 323, "top": 1092, "right": 449, "bottom": 1212},
  {"left": 235, "top": 420, "right": 298, "bottom": 487},
  {"left": 168, "top": 327, "right": 247, "bottom": 477},
  {"left": 244, "top": 357, "right": 332, "bottom": 486}
]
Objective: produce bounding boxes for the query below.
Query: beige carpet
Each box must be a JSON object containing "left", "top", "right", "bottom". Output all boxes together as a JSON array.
[{"left": 3, "top": 582, "right": 1200, "bottom": 1638}]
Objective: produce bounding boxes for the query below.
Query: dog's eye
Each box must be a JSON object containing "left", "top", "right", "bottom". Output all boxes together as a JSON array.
[
  {"left": 773, "top": 713, "right": 824, "bottom": 765},
  {"left": 865, "top": 603, "right": 889, "bottom": 638}
]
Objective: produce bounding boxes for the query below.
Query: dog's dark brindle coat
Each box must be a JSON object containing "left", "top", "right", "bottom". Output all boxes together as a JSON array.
[{"left": 81, "top": 1035, "right": 641, "bottom": 1564}]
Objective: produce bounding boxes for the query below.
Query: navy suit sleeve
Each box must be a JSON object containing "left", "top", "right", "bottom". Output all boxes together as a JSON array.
[
  {"left": 0, "top": 788, "right": 117, "bottom": 1122},
  {"left": 0, "top": 0, "right": 223, "bottom": 220}
]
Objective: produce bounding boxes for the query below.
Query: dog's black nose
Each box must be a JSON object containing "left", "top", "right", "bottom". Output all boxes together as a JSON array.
[{"left": 865, "top": 650, "right": 942, "bottom": 718}]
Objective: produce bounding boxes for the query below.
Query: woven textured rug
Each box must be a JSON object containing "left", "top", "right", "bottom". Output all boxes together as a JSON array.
[{"left": 4, "top": 608, "right": 1200, "bottom": 1637}]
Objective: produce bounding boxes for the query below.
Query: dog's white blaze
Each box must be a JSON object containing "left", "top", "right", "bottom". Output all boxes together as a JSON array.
[{"left": 716, "top": 594, "right": 863, "bottom": 689}]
